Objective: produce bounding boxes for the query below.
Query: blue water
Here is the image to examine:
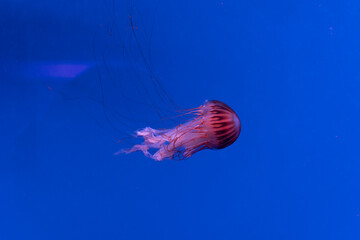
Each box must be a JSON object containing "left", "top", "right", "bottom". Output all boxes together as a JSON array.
[{"left": 1, "top": 0, "right": 360, "bottom": 239}]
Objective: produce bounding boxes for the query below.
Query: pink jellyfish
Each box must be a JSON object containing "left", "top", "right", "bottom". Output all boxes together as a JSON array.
[{"left": 120, "top": 100, "right": 241, "bottom": 161}]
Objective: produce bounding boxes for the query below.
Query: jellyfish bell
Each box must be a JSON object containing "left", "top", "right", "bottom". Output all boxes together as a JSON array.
[{"left": 119, "top": 100, "right": 241, "bottom": 161}]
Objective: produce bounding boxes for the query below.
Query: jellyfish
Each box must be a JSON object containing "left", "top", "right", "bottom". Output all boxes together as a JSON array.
[
  {"left": 120, "top": 100, "right": 241, "bottom": 161},
  {"left": 46, "top": 9, "right": 241, "bottom": 162}
]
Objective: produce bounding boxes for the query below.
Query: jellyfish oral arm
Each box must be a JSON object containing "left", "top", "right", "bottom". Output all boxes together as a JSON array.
[{"left": 119, "top": 119, "right": 208, "bottom": 161}]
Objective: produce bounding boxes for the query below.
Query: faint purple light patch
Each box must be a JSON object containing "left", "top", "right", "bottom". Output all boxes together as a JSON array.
[
  {"left": 24, "top": 62, "right": 93, "bottom": 81},
  {"left": 39, "top": 63, "right": 89, "bottom": 78}
]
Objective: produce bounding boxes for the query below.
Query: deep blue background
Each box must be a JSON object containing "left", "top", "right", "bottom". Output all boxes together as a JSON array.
[{"left": 1, "top": 0, "right": 360, "bottom": 239}]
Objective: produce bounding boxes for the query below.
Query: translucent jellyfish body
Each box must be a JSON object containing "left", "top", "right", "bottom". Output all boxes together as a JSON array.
[{"left": 121, "top": 100, "right": 241, "bottom": 161}]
